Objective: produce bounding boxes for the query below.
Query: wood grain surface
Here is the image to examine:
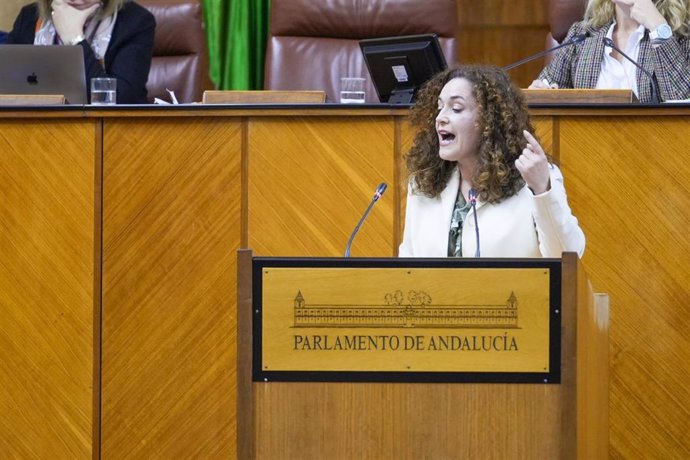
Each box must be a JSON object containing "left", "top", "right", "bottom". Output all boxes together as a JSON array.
[
  {"left": 244, "top": 255, "right": 605, "bottom": 459},
  {"left": 1, "top": 106, "right": 688, "bottom": 458},
  {"left": 457, "top": 0, "right": 551, "bottom": 88},
  {"left": 0, "top": 119, "right": 96, "bottom": 457},
  {"left": 247, "top": 116, "right": 397, "bottom": 257},
  {"left": 253, "top": 382, "right": 564, "bottom": 459},
  {"left": 556, "top": 116, "right": 690, "bottom": 458},
  {"left": 100, "top": 118, "right": 242, "bottom": 458}
]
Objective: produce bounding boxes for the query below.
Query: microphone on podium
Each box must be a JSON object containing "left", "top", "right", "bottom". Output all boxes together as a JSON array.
[
  {"left": 344, "top": 182, "right": 387, "bottom": 257},
  {"left": 468, "top": 188, "right": 480, "bottom": 257},
  {"left": 602, "top": 37, "right": 660, "bottom": 103},
  {"left": 503, "top": 33, "right": 589, "bottom": 72}
]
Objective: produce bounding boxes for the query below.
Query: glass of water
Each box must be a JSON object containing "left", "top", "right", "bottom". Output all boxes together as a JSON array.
[
  {"left": 90, "top": 78, "right": 117, "bottom": 105},
  {"left": 340, "top": 77, "right": 366, "bottom": 104}
]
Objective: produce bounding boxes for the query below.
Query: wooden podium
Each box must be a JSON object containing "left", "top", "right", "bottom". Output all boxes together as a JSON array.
[
  {"left": 237, "top": 251, "right": 608, "bottom": 459},
  {"left": 521, "top": 88, "right": 637, "bottom": 104}
]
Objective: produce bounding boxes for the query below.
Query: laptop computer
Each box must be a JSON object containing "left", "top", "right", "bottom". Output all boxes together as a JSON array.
[{"left": 0, "top": 45, "right": 87, "bottom": 104}]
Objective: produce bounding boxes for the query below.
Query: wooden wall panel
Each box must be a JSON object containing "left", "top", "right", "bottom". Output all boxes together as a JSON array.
[
  {"left": 253, "top": 383, "right": 563, "bottom": 459},
  {"left": 247, "top": 117, "right": 396, "bottom": 257},
  {"left": 2, "top": 106, "right": 688, "bottom": 458},
  {"left": 458, "top": 0, "right": 549, "bottom": 25},
  {"left": 398, "top": 118, "right": 415, "bottom": 243},
  {"left": 558, "top": 117, "right": 690, "bottom": 458},
  {"left": 101, "top": 118, "right": 242, "bottom": 458},
  {"left": 0, "top": 120, "right": 95, "bottom": 457},
  {"left": 457, "top": 0, "right": 551, "bottom": 88},
  {"left": 460, "top": 27, "right": 551, "bottom": 89}
]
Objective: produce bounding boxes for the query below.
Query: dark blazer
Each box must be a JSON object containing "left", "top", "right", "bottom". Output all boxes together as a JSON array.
[
  {"left": 538, "top": 21, "right": 690, "bottom": 103},
  {"left": 7, "top": 2, "right": 155, "bottom": 104}
]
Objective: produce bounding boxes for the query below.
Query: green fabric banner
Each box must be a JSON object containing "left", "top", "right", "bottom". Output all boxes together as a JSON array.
[{"left": 203, "top": 0, "right": 270, "bottom": 90}]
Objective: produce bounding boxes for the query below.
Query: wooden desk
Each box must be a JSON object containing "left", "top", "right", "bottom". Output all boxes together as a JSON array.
[{"left": 0, "top": 104, "right": 688, "bottom": 458}]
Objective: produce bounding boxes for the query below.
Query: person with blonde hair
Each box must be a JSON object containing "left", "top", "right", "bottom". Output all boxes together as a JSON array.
[
  {"left": 530, "top": 0, "right": 690, "bottom": 102},
  {"left": 8, "top": 0, "right": 155, "bottom": 103},
  {"left": 399, "top": 65, "right": 585, "bottom": 258}
]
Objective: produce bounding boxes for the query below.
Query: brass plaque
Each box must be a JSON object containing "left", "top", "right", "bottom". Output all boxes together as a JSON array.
[{"left": 253, "top": 259, "right": 560, "bottom": 383}]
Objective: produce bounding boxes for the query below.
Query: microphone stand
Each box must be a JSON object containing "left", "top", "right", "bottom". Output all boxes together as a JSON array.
[
  {"left": 603, "top": 37, "right": 660, "bottom": 103},
  {"left": 503, "top": 33, "right": 588, "bottom": 71},
  {"left": 468, "top": 189, "right": 480, "bottom": 257},
  {"left": 344, "top": 183, "right": 388, "bottom": 257}
]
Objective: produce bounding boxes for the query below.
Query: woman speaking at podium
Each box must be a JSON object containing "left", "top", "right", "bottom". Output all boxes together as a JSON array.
[
  {"left": 530, "top": 0, "right": 690, "bottom": 103},
  {"left": 7, "top": 0, "right": 155, "bottom": 103},
  {"left": 398, "top": 65, "right": 585, "bottom": 259}
]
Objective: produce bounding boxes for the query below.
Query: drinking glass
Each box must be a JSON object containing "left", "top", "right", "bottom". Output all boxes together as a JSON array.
[
  {"left": 340, "top": 77, "right": 366, "bottom": 104},
  {"left": 90, "top": 78, "right": 117, "bottom": 105}
]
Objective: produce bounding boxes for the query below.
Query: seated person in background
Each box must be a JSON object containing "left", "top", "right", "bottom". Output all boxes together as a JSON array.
[
  {"left": 399, "top": 65, "right": 585, "bottom": 258},
  {"left": 7, "top": 0, "right": 155, "bottom": 103},
  {"left": 530, "top": 0, "right": 690, "bottom": 102}
]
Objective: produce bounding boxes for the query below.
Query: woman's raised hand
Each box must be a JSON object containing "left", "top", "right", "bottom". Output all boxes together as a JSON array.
[
  {"left": 528, "top": 79, "right": 559, "bottom": 89},
  {"left": 515, "top": 130, "right": 551, "bottom": 195},
  {"left": 612, "top": 0, "right": 667, "bottom": 30}
]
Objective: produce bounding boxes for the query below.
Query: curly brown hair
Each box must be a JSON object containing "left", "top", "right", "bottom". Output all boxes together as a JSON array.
[{"left": 406, "top": 65, "right": 541, "bottom": 203}]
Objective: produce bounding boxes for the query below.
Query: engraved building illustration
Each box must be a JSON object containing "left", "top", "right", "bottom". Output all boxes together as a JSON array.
[{"left": 293, "top": 290, "right": 519, "bottom": 329}]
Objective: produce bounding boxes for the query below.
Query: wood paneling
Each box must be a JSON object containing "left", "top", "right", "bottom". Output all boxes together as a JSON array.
[
  {"left": 2, "top": 106, "right": 689, "bottom": 458},
  {"left": 398, "top": 118, "right": 415, "bottom": 241},
  {"left": 457, "top": 0, "right": 551, "bottom": 89},
  {"left": 458, "top": 0, "right": 549, "bottom": 25},
  {"left": 575, "top": 271, "right": 610, "bottom": 458},
  {"left": 460, "top": 27, "right": 551, "bottom": 89},
  {"left": 101, "top": 118, "right": 242, "bottom": 458},
  {"left": 556, "top": 116, "right": 690, "bottom": 458},
  {"left": 0, "top": 119, "right": 95, "bottom": 457},
  {"left": 247, "top": 117, "right": 397, "bottom": 257},
  {"left": 253, "top": 382, "right": 563, "bottom": 459}
]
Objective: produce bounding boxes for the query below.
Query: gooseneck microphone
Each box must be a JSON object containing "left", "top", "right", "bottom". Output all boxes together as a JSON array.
[
  {"left": 503, "top": 33, "right": 589, "bottom": 71},
  {"left": 468, "top": 188, "right": 480, "bottom": 258},
  {"left": 344, "top": 183, "right": 388, "bottom": 257},
  {"left": 602, "top": 37, "right": 660, "bottom": 103}
]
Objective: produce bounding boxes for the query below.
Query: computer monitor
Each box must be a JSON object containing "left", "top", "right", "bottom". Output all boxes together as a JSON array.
[{"left": 360, "top": 34, "right": 447, "bottom": 104}]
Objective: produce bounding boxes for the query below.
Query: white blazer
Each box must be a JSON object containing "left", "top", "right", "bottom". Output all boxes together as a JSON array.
[{"left": 398, "top": 165, "right": 585, "bottom": 258}]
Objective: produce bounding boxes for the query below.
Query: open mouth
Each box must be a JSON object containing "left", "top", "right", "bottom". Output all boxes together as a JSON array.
[{"left": 438, "top": 130, "right": 456, "bottom": 146}]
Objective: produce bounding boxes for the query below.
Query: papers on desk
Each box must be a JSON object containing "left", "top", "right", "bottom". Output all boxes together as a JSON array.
[{"left": 154, "top": 88, "right": 179, "bottom": 105}]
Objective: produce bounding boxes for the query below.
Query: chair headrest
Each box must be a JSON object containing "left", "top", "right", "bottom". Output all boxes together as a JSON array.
[
  {"left": 549, "top": 0, "right": 587, "bottom": 43},
  {"left": 139, "top": 0, "right": 205, "bottom": 54},
  {"left": 270, "top": 0, "right": 457, "bottom": 39}
]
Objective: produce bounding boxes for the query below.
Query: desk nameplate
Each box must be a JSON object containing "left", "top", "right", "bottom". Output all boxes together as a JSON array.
[{"left": 252, "top": 258, "right": 561, "bottom": 383}]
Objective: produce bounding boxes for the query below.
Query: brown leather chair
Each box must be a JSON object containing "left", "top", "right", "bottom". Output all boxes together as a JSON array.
[
  {"left": 546, "top": 0, "right": 587, "bottom": 47},
  {"left": 264, "top": 0, "right": 458, "bottom": 103},
  {"left": 139, "top": 0, "right": 212, "bottom": 103}
]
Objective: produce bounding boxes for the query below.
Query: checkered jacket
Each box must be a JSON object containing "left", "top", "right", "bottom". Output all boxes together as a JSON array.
[{"left": 538, "top": 21, "right": 690, "bottom": 103}]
